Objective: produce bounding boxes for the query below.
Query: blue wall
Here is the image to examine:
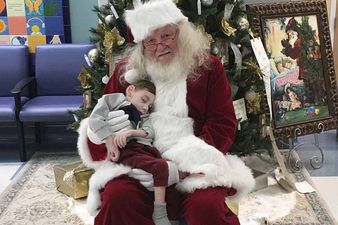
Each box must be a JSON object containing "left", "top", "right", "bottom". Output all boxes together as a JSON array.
[{"left": 69, "top": 0, "right": 98, "bottom": 43}]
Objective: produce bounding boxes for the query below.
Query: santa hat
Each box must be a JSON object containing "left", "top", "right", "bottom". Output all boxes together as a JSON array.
[
  {"left": 124, "top": 0, "right": 188, "bottom": 43},
  {"left": 286, "top": 17, "right": 299, "bottom": 32}
]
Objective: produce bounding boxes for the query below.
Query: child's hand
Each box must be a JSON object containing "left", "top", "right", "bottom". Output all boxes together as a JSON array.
[
  {"left": 179, "top": 171, "right": 205, "bottom": 180},
  {"left": 113, "top": 130, "right": 132, "bottom": 148},
  {"left": 105, "top": 135, "right": 120, "bottom": 161}
]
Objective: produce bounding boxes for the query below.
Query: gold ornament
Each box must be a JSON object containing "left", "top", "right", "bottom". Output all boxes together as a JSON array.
[
  {"left": 245, "top": 90, "right": 261, "bottom": 114},
  {"left": 221, "top": 19, "right": 237, "bottom": 36},
  {"left": 104, "top": 27, "right": 125, "bottom": 66},
  {"left": 103, "top": 27, "right": 125, "bottom": 52},
  {"left": 77, "top": 67, "right": 91, "bottom": 89},
  {"left": 197, "top": 25, "right": 214, "bottom": 46}
]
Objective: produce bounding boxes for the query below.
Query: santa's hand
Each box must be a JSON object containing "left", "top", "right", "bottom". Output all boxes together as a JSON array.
[
  {"left": 86, "top": 110, "right": 129, "bottom": 145},
  {"left": 128, "top": 161, "right": 179, "bottom": 191},
  {"left": 107, "top": 110, "right": 130, "bottom": 132}
]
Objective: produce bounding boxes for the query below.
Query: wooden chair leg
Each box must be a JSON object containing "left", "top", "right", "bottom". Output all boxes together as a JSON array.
[
  {"left": 35, "top": 122, "right": 41, "bottom": 143},
  {"left": 17, "top": 121, "right": 27, "bottom": 162}
]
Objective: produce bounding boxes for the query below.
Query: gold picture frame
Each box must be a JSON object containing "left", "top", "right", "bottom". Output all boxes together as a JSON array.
[{"left": 247, "top": 0, "right": 338, "bottom": 138}]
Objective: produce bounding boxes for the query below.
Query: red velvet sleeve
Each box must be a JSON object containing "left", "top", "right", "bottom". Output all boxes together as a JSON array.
[
  {"left": 198, "top": 56, "right": 237, "bottom": 154},
  {"left": 103, "top": 58, "right": 128, "bottom": 95}
]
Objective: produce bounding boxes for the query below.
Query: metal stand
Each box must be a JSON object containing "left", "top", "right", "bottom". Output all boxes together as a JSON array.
[{"left": 287, "top": 133, "right": 324, "bottom": 172}]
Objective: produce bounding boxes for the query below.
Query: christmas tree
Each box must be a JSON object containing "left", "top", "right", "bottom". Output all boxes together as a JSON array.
[{"left": 71, "top": 0, "right": 272, "bottom": 156}]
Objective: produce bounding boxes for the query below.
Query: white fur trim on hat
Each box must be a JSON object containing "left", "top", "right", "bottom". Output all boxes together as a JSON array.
[
  {"left": 124, "top": 0, "right": 188, "bottom": 42},
  {"left": 124, "top": 69, "right": 141, "bottom": 84}
]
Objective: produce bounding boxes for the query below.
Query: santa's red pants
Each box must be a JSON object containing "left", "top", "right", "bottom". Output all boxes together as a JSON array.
[{"left": 94, "top": 175, "right": 240, "bottom": 225}]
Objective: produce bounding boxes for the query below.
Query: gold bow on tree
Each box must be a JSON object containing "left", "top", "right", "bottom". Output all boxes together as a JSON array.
[
  {"left": 104, "top": 27, "right": 125, "bottom": 75},
  {"left": 221, "top": 19, "right": 237, "bottom": 36},
  {"left": 103, "top": 27, "right": 125, "bottom": 53}
]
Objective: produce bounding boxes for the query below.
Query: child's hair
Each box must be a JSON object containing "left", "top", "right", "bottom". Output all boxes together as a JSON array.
[{"left": 132, "top": 80, "right": 156, "bottom": 95}]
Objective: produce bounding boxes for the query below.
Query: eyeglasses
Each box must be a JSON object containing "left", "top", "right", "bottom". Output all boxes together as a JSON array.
[{"left": 143, "top": 29, "right": 178, "bottom": 51}]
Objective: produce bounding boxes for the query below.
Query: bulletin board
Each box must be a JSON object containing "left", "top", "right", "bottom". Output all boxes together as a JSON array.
[{"left": 0, "top": 0, "right": 70, "bottom": 52}]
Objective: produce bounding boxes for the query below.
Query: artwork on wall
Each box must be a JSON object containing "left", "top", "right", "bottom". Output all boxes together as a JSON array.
[
  {"left": 247, "top": 0, "right": 338, "bottom": 138},
  {"left": 0, "top": 0, "right": 70, "bottom": 52}
]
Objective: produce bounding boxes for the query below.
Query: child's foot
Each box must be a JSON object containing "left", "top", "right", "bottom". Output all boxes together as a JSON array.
[{"left": 153, "top": 203, "right": 171, "bottom": 225}]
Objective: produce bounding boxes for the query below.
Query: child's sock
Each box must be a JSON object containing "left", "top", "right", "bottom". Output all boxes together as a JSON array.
[{"left": 152, "top": 202, "right": 171, "bottom": 225}]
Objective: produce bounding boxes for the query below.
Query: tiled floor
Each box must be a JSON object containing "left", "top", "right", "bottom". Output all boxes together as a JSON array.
[
  {"left": 0, "top": 162, "right": 23, "bottom": 194},
  {"left": 0, "top": 123, "right": 77, "bottom": 193},
  {"left": 0, "top": 124, "right": 337, "bottom": 222}
]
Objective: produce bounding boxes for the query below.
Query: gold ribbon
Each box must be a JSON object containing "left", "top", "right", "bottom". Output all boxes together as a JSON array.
[
  {"left": 77, "top": 67, "right": 91, "bottom": 89},
  {"left": 221, "top": 19, "right": 237, "bottom": 36},
  {"left": 61, "top": 162, "right": 94, "bottom": 199}
]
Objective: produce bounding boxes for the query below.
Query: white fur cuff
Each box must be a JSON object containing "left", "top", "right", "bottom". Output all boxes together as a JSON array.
[
  {"left": 162, "top": 135, "right": 255, "bottom": 201},
  {"left": 87, "top": 126, "right": 104, "bottom": 145}
]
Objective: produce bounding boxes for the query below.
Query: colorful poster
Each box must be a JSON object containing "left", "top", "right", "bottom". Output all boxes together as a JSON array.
[
  {"left": 0, "top": 17, "right": 9, "bottom": 34},
  {"left": 6, "top": 0, "right": 25, "bottom": 16},
  {"left": 25, "top": 0, "right": 44, "bottom": 16},
  {"left": 26, "top": 16, "right": 45, "bottom": 35},
  {"left": 44, "top": 0, "right": 61, "bottom": 16},
  {"left": 0, "top": 35, "right": 9, "bottom": 44},
  {"left": 0, "top": 0, "right": 65, "bottom": 52},
  {"left": 0, "top": 0, "right": 6, "bottom": 16},
  {"left": 10, "top": 34, "right": 27, "bottom": 45},
  {"left": 8, "top": 16, "right": 26, "bottom": 34}
]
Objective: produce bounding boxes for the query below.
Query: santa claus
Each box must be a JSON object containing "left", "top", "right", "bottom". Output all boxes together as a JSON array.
[
  {"left": 281, "top": 17, "right": 302, "bottom": 65},
  {"left": 77, "top": 0, "right": 254, "bottom": 224}
]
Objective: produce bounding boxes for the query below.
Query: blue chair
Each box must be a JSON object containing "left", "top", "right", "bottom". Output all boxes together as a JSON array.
[
  {"left": 0, "top": 45, "right": 30, "bottom": 161},
  {"left": 12, "top": 44, "right": 95, "bottom": 161}
]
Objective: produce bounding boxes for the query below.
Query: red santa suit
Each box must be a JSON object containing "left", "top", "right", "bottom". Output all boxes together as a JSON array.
[{"left": 77, "top": 55, "right": 255, "bottom": 225}]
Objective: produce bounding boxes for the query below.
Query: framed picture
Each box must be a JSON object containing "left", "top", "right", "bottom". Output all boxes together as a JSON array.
[{"left": 246, "top": 0, "right": 338, "bottom": 138}]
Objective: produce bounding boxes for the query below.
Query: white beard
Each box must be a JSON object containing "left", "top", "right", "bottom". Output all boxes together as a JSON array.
[
  {"left": 145, "top": 55, "right": 188, "bottom": 83},
  {"left": 144, "top": 55, "right": 193, "bottom": 152}
]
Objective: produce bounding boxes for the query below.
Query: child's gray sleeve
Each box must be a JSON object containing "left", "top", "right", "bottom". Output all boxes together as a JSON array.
[
  {"left": 88, "top": 93, "right": 125, "bottom": 141},
  {"left": 140, "top": 117, "right": 154, "bottom": 139}
]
